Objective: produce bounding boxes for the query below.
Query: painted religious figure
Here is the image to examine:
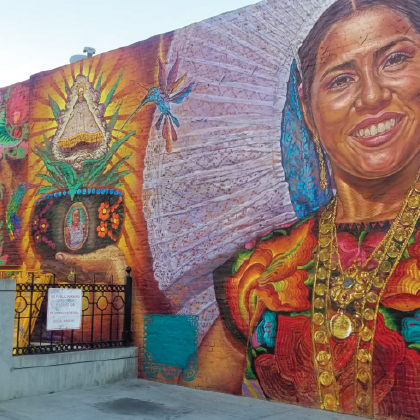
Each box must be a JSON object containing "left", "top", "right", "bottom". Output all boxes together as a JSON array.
[
  {"left": 51, "top": 75, "right": 111, "bottom": 171},
  {"left": 213, "top": 0, "right": 420, "bottom": 419},
  {"left": 64, "top": 203, "right": 88, "bottom": 251}
]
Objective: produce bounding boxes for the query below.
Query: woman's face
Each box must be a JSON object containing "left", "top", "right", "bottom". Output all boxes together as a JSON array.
[
  {"left": 306, "top": 7, "right": 420, "bottom": 180},
  {"left": 72, "top": 210, "right": 80, "bottom": 225}
]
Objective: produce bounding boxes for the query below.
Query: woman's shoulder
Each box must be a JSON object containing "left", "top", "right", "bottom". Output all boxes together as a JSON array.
[
  {"left": 214, "top": 211, "right": 320, "bottom": 281},
  {"left": 239, "top": 212, "right": 319, "bottom": 259},
  {"left": 213, "top": 211, "right": 320, "bottom": 344}
]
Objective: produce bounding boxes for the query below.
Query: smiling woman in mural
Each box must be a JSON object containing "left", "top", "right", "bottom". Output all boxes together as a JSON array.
[{"left": 213, "top": 0, "right": 420, "bottom": 419}]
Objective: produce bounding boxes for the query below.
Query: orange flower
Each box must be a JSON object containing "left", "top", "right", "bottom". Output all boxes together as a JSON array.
[
  {"left": 96, "top": 221, "right": 108, "bottom": 238},
  {"left": 225, "top": 218, "right": 316, "bottom": 338},
  {"left": 108, "top": 230, "right": 117, "bottom": 242},
  {"left": 110, "top": 212, "right": 120, "bottom": 229},
  {"left": 98, "top": 203, "right": 110, "bottom": 221}
]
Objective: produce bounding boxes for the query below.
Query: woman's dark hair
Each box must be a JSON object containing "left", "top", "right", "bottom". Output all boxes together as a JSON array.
[{"left": 298, "top": 0, "right": 420, "bottom": 110}]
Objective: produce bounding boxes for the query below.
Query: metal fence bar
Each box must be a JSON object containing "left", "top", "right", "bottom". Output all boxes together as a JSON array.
[{"left": 123, "top": 267, "right": 132, "bottom": 345}]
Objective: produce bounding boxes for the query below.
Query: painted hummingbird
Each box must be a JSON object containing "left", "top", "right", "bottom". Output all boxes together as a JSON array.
[{"left": 120, "top": 53, "right": 194, "bottom": 152}]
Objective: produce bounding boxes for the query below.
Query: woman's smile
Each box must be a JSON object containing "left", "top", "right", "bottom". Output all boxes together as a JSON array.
[{"left": 349, "top": 111, "right": 405, "bottom": 148}]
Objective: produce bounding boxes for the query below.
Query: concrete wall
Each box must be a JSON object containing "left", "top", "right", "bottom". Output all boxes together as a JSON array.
[{"left": 0, "top": 280, "right": 138, "bottom": 401}]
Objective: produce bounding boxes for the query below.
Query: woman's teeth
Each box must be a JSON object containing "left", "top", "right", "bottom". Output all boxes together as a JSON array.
[{"left": 354, "top": 118, "right": 396, "bottom": 138}]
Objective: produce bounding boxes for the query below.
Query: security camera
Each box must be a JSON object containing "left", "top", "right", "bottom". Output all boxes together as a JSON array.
[{"left": 83, "top": 47, "right": 96, "bottom": 57}]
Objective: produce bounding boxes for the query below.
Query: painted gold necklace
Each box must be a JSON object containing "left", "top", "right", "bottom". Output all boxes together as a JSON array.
[{"left": 312, "top": 174, "right": 420, "bottom": 417}]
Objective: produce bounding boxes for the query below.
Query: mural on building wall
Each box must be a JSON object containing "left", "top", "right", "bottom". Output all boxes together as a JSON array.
[
  {"left": 3, "top": 0, "right": 420, "bottom": 419},
  {"left": 0, "top": 82, "right": 30, "bottom": 265}
]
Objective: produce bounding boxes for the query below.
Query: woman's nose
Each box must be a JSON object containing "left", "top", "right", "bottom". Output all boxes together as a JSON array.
[{"left": 355, "top": 70, "right": 391, "bottom": 111}]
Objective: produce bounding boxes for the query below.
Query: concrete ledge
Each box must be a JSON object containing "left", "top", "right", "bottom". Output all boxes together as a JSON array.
[
  {"left": 12, "top": 346, "right": 138, "bottom": 369},
  {"left": 2, "top": 347, "right": 138, "bottom": 401},
  {"left": 0, "top": 280, "right": 17, "bottom": 292}
]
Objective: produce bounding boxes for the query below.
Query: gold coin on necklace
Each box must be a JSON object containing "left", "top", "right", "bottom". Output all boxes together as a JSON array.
[
  {"left": 357, "top": 393, "right": 371, "bottom": 409},
  {"left": 387, "top": 244, "right": 399, "bottom": 259},
  {"left": 393, "top": 226, "right": 407, "bottom": 243},
  {"left": 366, "top": 292, "right": 379, "bottom": 304},
  {"left": 363, "top": 308, "right": 375, "bottom": 321},
  {"left": 323, "top": 394, "right": 338, "bottom": 411},
  {"left": 357, "top": 348, "right": 371, "bottom": 363},
  {"left": 357, "top": 368, "right": 371, "bottom": 384},
  {"left": 402, "top": 212, "right": 415, "bottom": 226},
  {"left": 325, "top": 259, "right": 338, "bottom": 271},
  {"left": 372, "top": 276, "right": 385, "bottom": 288},
  {"left": 373, "top": 249, "right": 384, "bottom": 261},
  {"left": 361, "top": 326, "right": 373, "bottom": 342},
  {"left": 317, "top": 267, "right": 328, "bottom": 280},
  {"left": 380, "top": 260, "right": 392, "bottom": 274},
  {"left": 315, "top": 283, "right": 326, "bottom": 296},
  {"left": 320, "top": 371, "right": 334, "bottom": 387},
  {"left": 314, "top": 298, "right": 325, "bottom": 309},
  {"left": 315, "top": 330, "right": 327, "bottom": 344},
  {"left": 313, "top": 313, "right": 325, "bottom": 326},
  {"left": 330, "top": 312, "right": 353, "bottom": 340},
  {"left": 318, "top": 249, "right": 330, "bottom": 262},
  {"left": 320, "top": 223, "right": 332, "bottom": 234},
  {"left": 319, "top": 236, "right": 331, "bottom": 248},
  {"left": 408, "top": 195, "right": 420, "bottom": 209},
  {"left": 316, "top": 351, "right": 330, "bottom": 365}
]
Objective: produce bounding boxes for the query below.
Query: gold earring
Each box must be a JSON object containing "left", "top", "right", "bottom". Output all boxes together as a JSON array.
[{"left": 313, "top": 133, "right": 328, "bottom": 190}]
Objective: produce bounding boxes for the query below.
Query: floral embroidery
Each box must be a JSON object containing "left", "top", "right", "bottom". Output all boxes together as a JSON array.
[
  {"left": 34, "top": 232, "right": 42, "bottom": 243},
  {"left": 337, "top": 230, "right": 385, "bottom": 270},
  {"left": 96, "top": 221, "right": 108, "bottom": 238},
  {"left": 32, "top": 215, "right": 40, "bottom": 231},
  {"left": 98, "top": 202, "right": 110, "bottom": 221},
  {"left": 39, "top": 218, "right": 49, "bottom": 233},
  {"left": 225, "top": 218, "right": 316, "bottom": 338},
  {"left": 111, "top": 212, "right": 120, "bottom": 229}
]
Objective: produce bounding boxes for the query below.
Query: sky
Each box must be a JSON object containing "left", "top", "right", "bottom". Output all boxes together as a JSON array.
[{"left": 1, "top": 0, "right": 260, "bottom": 88}]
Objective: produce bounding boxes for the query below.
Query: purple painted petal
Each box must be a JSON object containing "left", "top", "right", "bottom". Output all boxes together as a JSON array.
[{"left": 167, "top": 52, "right": 180, "bottom": 89}]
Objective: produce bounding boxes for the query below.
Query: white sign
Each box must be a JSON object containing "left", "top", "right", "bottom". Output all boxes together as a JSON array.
[{"left": 47, "top": 288, "right": 83, "bottom": 331}]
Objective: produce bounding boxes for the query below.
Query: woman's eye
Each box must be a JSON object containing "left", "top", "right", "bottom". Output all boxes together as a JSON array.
[
  {"left": 383, "top": 52, "right": 410, "bottom": 68},
  {"left": 328, "top": 74, "right": 354, "bottom": 89}
]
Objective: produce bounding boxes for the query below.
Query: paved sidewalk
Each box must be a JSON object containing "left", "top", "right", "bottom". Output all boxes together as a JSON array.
[{"left": 0, "top": 379, "right": 361, "bottom": 420}]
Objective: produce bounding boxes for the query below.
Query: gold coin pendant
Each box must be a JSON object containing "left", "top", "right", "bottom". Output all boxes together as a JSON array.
[{"left": 330, "top": 313, "right": 352, "bottom": 340}]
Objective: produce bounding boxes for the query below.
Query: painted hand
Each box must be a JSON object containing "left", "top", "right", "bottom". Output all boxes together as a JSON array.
[{"left": 55, "top": 245, "right": 127, "bottom": 284}]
